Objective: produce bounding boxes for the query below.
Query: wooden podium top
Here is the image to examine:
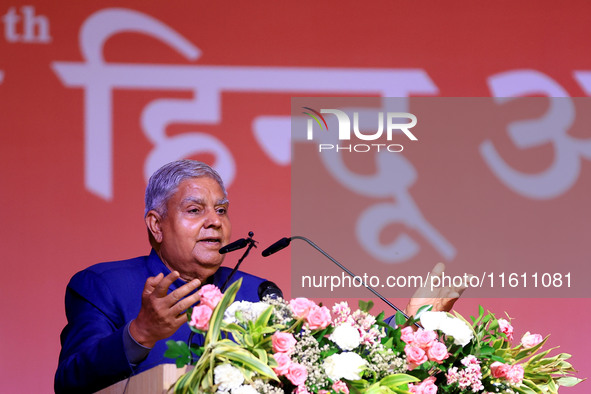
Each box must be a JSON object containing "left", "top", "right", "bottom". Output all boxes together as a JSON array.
[{"left": 97, "top": 364, "right": 189, "bottom": 394}]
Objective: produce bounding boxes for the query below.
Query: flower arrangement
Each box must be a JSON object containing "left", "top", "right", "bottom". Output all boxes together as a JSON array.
[{"left": 165, "top": 278, "right": 582, "bottom": 393}]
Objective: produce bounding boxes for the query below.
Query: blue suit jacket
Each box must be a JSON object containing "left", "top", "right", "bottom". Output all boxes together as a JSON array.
[{"left": 55, "top": 250, "right": 268, "bottom": 393}]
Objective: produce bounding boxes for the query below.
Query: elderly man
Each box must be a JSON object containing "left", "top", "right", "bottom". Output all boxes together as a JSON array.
[
  {"left": 56, "top": 159, "right": 464, "bottom": 393},
  {"left": 55, "top": 160, "right": 274, "bottom": 393}
]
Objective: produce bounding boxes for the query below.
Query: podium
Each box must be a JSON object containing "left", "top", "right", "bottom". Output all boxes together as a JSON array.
[{"left": 97, "top": 364, "right": 190, "bottom": 394}]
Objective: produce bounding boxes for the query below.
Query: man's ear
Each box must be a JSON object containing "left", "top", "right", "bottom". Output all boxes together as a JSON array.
[{"left": 145, "top": 210, "right": 164, "bottom": 244}]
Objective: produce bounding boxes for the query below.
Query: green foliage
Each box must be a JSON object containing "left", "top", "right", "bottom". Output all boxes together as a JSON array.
[
  {"left": 164, "top": 340, "right": 192, "bottom": 368},
  {"left": 168, "top": 278, "right": 281, "bottom": 394},
  {"left": 358, "top": 300, "right": 374, "bottom": 313},
  {"left": 394, "top": 311, "right": 407, "bottom": 327}
]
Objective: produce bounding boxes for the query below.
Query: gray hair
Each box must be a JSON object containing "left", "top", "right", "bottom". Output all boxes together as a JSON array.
[{"left": 144, "top": 160, "right": 227, "bottom": 217}]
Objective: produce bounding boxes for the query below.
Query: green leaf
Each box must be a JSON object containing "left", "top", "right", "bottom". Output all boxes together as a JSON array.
[
  {"left": 259, "top": 326, "right": 277, "bottom": 335},
  {"left": 522, "top": 379, "right": 545, "bottom": 394},
  {"left": 383, "top": 337, "right": 393, "bottom": 349},
  {"left": 490, "top": 355, "right": 506, "bottom": 363},
  {"left": 205, "top": 278, "right": 242, "bottom": 345},
  {"left": 379, "top": 373, "right": 420, "bottom": 388},
  {"left": 414, "top": 304, "right": 433, "bottom": 319},
  {"left": 513, "top": 385, "right": 538, "bottom": 394},
  {"left": 375, "top": 311, "right": 386, "bottom": 322},
  {"left": 556, "top": 377, "right": 584, "bottom": 387},
  {"left": 479, "top": 345, "right": 494, "bottom": 356},
  {"left": 359, "top": 300, "right": 375, "bottom": 312},
  {"left": 190, "top": 346, "right": 204, "bottom": 358},
  {"left": 320, "top": 347, "right": 339, "bottom": 358},
  {"left": 223, "top": 323, "right": 247, "bottom": 334},
  {"left": 216, "top": 347, "right": 278, "bottom": 380},
  {"left": 244, "top": 333, "right": 254, "bottom": 347},
  {"left": 164, "top": 340, "right": 191, "bottom": 367},
  {"left": 254, "top": 304, "right": 275, "bottom": 327},
  {"left": 251, "top": 347, "right": 268, "bottom": 363},
  {"left": 390, "top": 387, "right": 412, "bottom": 394},
  {"left": 366, "top": 385, "right": 390, "bottom": 394},
  {"left": 395, "top": 311, "right": 407, "bottom": 326}
]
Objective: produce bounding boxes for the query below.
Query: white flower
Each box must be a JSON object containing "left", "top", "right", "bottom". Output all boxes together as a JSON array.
[
  {"left": 231, "top": 384, "right": 258, "bottom": 394},
  {"left": 329, "top": 323, "right": 362, "bottom": 351},
  {"left": 440, "top": 317, "right": 473, "bottom": 346},
  {"left": 420, "top": 311, "right": 448, "bottom": 331},
  {"left": 224, "top": 301, "right": 270, "bottom": 324},
  {"left": 323, "top": 352, "right": 367, "bottom": 381},
  {"left": 420, "top": 312, "right": 473, "bottom": 347},
  {"left": 214, "top": 363, "right": 244, "bottom": 392}
]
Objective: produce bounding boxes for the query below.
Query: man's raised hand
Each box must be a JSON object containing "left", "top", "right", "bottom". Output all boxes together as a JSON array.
[
  {"left": 129, "top": 271, "right": 201, "bottom": 347},
  {"left": 404, "top": 263, "right": 470, "bottom": 317}
]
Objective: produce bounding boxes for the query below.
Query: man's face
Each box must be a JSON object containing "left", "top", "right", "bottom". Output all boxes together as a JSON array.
[{"left": 157, "top": 176, "right": 231, "bottom": 280}]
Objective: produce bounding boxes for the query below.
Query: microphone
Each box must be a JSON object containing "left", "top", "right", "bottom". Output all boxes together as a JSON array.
[
  {"left": 262, "top": 235, "right": 416, "bottom": 326},
  {"left": 219, "top": 238, "right": 249, "bottom": 254},
  {"left": 258, "top": 280, "right": 284, "bottom": 300},
  {"left": 219, "top": 232, "right": 258, "bottom": 292},
  {"left": 261, "top": 237, "right": 291, "bottom": 257}
]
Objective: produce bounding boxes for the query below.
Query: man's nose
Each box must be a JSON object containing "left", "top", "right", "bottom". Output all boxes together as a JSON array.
[{"left": 203, "top": 210, "right": 222, "bottom": 228}]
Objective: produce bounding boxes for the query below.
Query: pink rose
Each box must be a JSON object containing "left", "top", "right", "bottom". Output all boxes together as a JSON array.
[
  {"left": 272, "top": 331, "right": 297, "bottom": 354},
  {"left": 427, "top": 341, "right": 449, "bottom": 363},
  {"left": 409, "top": 377, "right": 437, "bottom": 394},
  {"left": 418, "top": 377, "right": 438, "bottom": 394},
  {"left": 306, "top": 305, "right": 331, "bottom": 330},
  {"left": 294, "top": 386, "right": 311, "bottom": 394},
  {"left": 401, "top": 326, "right": 415, "bottom": 344},
  {"left": 286, "top": 362, "right": 308, "bottom": 386},
  {"left": 290, "top": 298, "right": 316, "bottom": 319},
  {"left": 497, "top": 318, "right": 514, "bottom": 341},
  {"left": 521, "top": 332, "right": 543, "bottom": 349},
  {"left": 318, "top": 391, "right": 330, "bottom": 394},
  {"left": 197, "top": 284, "right": 222, "bottom": 309},
  {"left": 332, "top": 380, "right": 349, "bottom": 394},
  {"left": 490, "top": 361, "right": 510, "bottom": 378},
  {"left": 405, "top": 344, "right": 428, "bottom": 369},
  {"left": 272, "top": 352, "right": 291, "bottom": 376},
  {"left": 506, "top": 364, "right": 524, "bottom": 385},
  {"left": 189, "top": 304, "right": 212, "bottom": 331},
  {"left": 414, "top": 329, "right": 437, "bottom": 350}
]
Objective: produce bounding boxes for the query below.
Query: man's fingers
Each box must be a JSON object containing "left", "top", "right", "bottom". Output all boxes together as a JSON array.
[
  {"left": 154, "top": 271, "right": 181, "bottom": 297},
  {"left": 174, "top": 313, "right": 192, "bottom": 327},
  {"left": 143, "top": 273, "right": 164, "bottom": 295},
  {"left": 173, "top": 291, "right": 202, "bottom": 316},
  {"left": 459, "top": 274, "right": 476, "bottom": 294},
  {"left": 168, "top": 278, "right": 202, "bottom": 302},
  {"left": 430, "top": 262, "right": 446, "bottom": 278}
]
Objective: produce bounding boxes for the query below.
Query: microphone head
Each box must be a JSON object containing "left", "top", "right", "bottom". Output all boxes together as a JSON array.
[
  {"left": 261, "top": 237, "right": 291, "bottom": 257},
  {"left": 219, "top": 238, "right": 249, "bottom": 254},
  {"left": 258, "top": 281, "right": 284, "bottom": 300}
]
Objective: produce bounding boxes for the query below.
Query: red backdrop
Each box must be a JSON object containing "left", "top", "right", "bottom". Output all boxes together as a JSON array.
[{"left": 1, "top": 1, "right": 589, "bottom": 392}]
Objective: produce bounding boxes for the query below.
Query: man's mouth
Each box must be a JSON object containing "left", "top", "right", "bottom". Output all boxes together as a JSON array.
[{"left": 198, "top": 237, "right": 222, "bottom": 246}]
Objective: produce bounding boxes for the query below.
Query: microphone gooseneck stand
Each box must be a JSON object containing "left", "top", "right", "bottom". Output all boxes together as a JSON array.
[
  {"left": 220, "top": 231, "right": 257, "bottom": 292},
  {"left": 262, "top": 235, "right": 421, "bottom": 328}
]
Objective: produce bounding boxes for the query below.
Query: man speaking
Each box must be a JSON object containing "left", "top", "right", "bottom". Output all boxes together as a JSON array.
[
  {"left": 55, "top": 159, "right": 465, "bottom": 393},
  {"left": 55, "top": 160, "right": 273, "bottom": 393}
]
